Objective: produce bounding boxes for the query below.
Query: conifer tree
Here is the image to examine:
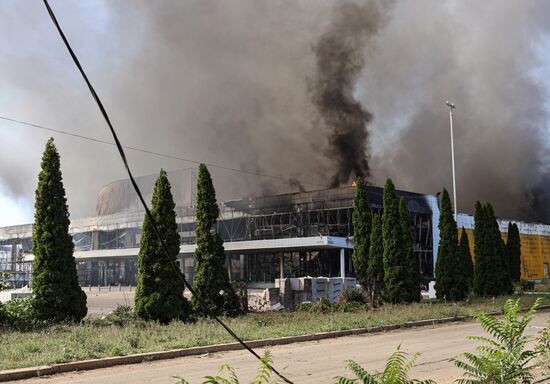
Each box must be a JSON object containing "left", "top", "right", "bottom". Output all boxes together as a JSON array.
[
  {"left": 473, "top": 201, "right": 487, "bottom": 296},
  {"left": 459, "top": 228, "right": 474, "bottom": 290},
  {"left": 367, "top": 213, "right": 384, "bottom": 307},
  {"left": 31, "top": 138, "right": 87, "bottom": 322},
  {"left": 435, "top": 189, "right": 467, "bottom": 301},
  {"left": 135, "top": 169, "right": 190, "bottom": 323},
  {"left": 400, "top": 197, "right": 420, "bottom": 302},
  {"left": 352, "top": 177, "right": 371, "bottom": 290},
  {"left": 382, "top": 179, "right": 409, "bottom": 303},
  {"left": 506, "top": 222, "right": 522, "bottom": 282},
  {"left": 474, "top": 203, "right": 511, "bottom": 296},
  {"left": 191, "top": 164, "right": 240, "bottom": 317},
  {"left": 486, "top": 204, "right": 513, "bottom": 295}
]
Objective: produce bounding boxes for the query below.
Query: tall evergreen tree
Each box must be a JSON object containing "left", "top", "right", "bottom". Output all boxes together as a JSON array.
[
  {"left": 31, "top": 138, "right": 87, "bottom": 322},
  {"left": 191, "top": 164, "right": 240, "bottom": 317},
  {"left": 473, "top": 201, "right": 487, "bottom": 296},
  {"left": 475, "top": 203, "right": 511, "bottom": 296},
  {"left": 367, "top": 213, "right": 384, "bottom": 307},
  {"left": 506, "top": 222, "right": 522, "bottom": 282},
  {"left": 459, "top": 228, "right": 474, "bottom": 290},
  {"left": 352, "top": 177, "right": 372, "bottom": 290},
  {"left": 486, "top": 204, "right": 513, "bottom": 295},
  {"left": 135, "top": 169, "right": 190, "bottom": 324},
  {"left": 399, "top": 197, "right": 420, "bottom": 302},
  {"left": 434, "top": 189, "right": 468, "bottom": 301},
  {"left": 382, "top": 179, "right": 409, "bottom": 303}
]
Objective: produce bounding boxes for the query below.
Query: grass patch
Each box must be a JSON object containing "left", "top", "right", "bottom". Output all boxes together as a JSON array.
[{"left": 0, "top": 294, "right": 548, "bottom": 370}]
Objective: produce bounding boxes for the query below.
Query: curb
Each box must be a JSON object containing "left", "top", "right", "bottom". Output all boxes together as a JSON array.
[{"left": 1, "top": 305, "right": 549, "bottom": 382}]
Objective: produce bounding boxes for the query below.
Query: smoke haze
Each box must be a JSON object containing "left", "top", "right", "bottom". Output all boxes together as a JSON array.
[{"left": 0, "top": 1, "right": 549, "bottom": 223}]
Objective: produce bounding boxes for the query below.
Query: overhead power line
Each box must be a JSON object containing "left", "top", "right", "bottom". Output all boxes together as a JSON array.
[
  {"left": 41, "top": 1, "right": 293, "bottom": 382},
  {"left": 0, "top": 115, "right": 328, "bottom": 189}
]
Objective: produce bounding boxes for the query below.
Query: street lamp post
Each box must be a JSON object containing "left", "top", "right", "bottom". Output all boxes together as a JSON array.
[{"left": 445, "top": 101, "right": 457, "bottom": 218}]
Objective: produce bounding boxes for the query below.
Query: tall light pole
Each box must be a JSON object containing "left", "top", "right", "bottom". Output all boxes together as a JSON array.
[{"left": 445, "top": 101, "right": 457, "bottom": 217}]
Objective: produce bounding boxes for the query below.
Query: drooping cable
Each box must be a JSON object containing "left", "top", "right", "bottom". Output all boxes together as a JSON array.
[
  {"left": 41, "top": 1, "right": 293, "bottom": 382},
  {"left": 0, "top": 116, "right": 326, "bottom": 188}
]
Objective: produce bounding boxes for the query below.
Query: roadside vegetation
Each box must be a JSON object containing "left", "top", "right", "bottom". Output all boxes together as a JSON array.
[
  {"left": 1, "top": 294, "right": 548, "bottom": 371},
  {"left": 172, "top": 299, "right": 549, "bottom": 384}
]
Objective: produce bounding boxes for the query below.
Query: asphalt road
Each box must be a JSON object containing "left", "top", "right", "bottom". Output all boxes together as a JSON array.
[{"left": 12, "top": 313, "right": 549, "bottom": 384}]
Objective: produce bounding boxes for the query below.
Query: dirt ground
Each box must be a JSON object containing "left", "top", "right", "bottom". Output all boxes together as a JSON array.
[{"left": 85, "top": 288, "right": 135, "bottom": 316}]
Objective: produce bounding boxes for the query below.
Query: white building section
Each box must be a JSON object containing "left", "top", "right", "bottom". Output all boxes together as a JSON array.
[{"left": 21, "top": 236, "right": 353, "bottom": 262}]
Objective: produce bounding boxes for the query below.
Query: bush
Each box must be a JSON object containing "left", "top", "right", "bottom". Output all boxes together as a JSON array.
[
  {"left": 337, "top": 288, "right": 368, "bottom": 305},
  {"left": 335, "top": 301, "right": 364, "bottom": 313},
  {"left": 452, "top": 298, "right": 545, "bottom": 383},
  {"left": 295, "top": 297, "right": 367, "bottom": 314},
  {"left": 0, "top": 298, "right": 46, "bottom": 331},
  {"left": 104, "top": 305, "right": 137, "bottom": 327},
  {"left": 295, "top": 298, "right": 334, "bottom": 314},
  {"left": 308, "top": 298, "right": 333, "bottom": 314}
]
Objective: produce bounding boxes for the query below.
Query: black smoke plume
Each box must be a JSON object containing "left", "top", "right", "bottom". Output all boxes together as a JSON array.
[{"left": 310, "top": 1, "right": 391, "bottom": 187}]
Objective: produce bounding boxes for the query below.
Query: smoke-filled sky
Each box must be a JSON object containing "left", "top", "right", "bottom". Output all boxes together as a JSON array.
[{"left": 1, "top": 0, "right": 550, "bottom": 226}]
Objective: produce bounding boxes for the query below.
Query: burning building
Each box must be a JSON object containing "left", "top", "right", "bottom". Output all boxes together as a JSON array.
[
  {"left": 0, "top": 169, "right": 548, "bottom": 291},
  {"left": 0, "top": 169, "right": 436, "bottom": 288}
]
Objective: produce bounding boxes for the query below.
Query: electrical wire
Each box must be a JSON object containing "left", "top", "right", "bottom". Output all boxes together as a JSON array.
[
  {"left": 41, "top": 1, "right": 293, "bottom": 382},
  {"left": 0, "top": 115, "right": 327, "bottom": 189}
]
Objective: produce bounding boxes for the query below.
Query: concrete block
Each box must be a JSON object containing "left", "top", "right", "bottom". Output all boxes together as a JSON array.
[{"left": 428, "top": 281, "right": 436, "bottom": 299}]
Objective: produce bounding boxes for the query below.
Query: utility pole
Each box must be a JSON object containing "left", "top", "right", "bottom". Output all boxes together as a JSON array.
[{"left": 445, "top": 101, "right": 457, "bottom": 218}]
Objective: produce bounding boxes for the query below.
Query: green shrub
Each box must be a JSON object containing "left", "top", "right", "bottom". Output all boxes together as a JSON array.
[
  {"left": 294, "top": 298, "right": 334, "bottom": 314},
  {"left": 337, "top": 288, "right": 368, "bottom": 305},
  {"left": 0, "top": 275, "right": 10, "bottom": 291},
  {"left": 309, "top": 298, "right": 333, "bottom": 314},
  {"left": 104, "top": 305, "right": 136, "bottom": 326},
  {"left": 452, "top": 298, "right": 546, "bottom": 383},
  {"left": 296, "top": 296, "right": 366, "bottom": 313},
  {"left": 335, "top": 301, "right": 364, "bottom": 313},
  {"left": 0, "top": 298, "right": 46, "bottom": 331}
]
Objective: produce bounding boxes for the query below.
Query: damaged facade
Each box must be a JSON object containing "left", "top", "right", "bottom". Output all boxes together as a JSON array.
[
  {"left": 0, "top": 171, "right": 436, "bottom": 289},
  {"left": 2, "top": 171, "right": 548, "bottom": 294}
]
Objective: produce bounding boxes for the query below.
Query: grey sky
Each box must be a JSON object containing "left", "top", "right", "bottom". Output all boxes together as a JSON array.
[{"left": 1, "top": 0, "right": 549, "bottom": 226}]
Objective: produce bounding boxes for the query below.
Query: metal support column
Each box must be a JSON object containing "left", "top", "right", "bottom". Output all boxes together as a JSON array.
[
  {"left": 280, "top": 252, "right": 284, "bottom": 279},
  {"left": 340, "top": 248, "right": 345, "bottom": 279}
]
